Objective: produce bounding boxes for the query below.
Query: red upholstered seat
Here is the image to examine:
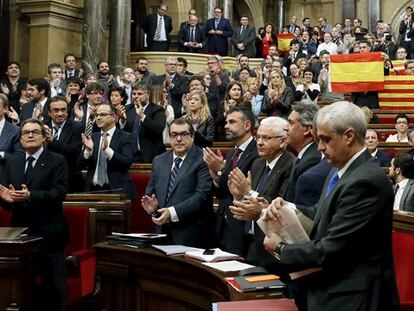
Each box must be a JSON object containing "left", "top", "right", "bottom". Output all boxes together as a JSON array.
[
  {"left": 393, "top": 231, "right": 414, "bottom": 310},
  {"left": 130, "top": 171, "right": 156, "bottom": 233},
  {"left": 0, "top": 208, "right": 12, "bottom": 227},
  {"left": 63, "top": 206, "right": 96, "bottom": 305}
]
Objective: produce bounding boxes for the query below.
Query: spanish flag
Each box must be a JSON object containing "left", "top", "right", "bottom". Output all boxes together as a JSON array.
[
  {"left": 379, "top": 75, "right": 414, "bottom": 110},
  {"left": 277, "top": 33, "right": 294, "bottom": 54},
  {"left": 330, "top": 52, "right": 384, "bottom": 93}
]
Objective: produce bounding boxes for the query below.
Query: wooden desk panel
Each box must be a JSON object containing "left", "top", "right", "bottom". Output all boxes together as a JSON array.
[{"left": 94, "top": 243, "right": 284, "bottom": 311}]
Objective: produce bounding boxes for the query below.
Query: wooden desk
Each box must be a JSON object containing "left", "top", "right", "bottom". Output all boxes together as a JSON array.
[
  {"left": 0, "top": 236, "right": 42, "bottom": 311},
  {"left": 94, "top": 243, "right": 284, "bottom": 311},
  {"left": 393, "top": 211, "right": 414, "bottom": 234}
]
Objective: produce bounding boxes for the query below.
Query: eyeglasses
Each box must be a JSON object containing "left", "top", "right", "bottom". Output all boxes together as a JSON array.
[
  {"left": 96, "top": 113, "right": 114, "bottom": 118},
  {"left": 21, "top": 129, "right": 43, "bottom": 136},
  {"left": 134, "top": 92, "right": 145, "bottom": 95},
  {"left": 170, "top": 131, "right": 191, "bottom": 139},
  {"left": 256, "top": 135, "right": 284, "bottom": 142}
]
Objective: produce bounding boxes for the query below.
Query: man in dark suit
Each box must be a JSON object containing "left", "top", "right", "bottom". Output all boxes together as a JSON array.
[
  {"left": 264, "top": 102, "right": 399, "bottom": 311},
  {"left": 0, "top": 61, "right": 27, "bottom": 113},
  {"left": 0, "top": 94, "right": 24, "bottom": 181},
  {"left": 205, "top": 6, "right": 233, "bottom": 56},
  {"left": 80, "top": 103, "right": 137, "bottom": 201},
  {"left": 203, "top": 106, "right": 258, "bottom": 251},
  {"left": 127, "top": 82, "right": 166, "bottom": 163},
  {"left": 141, "top": 3, "right": 172, "bottom": 51},
  {"left": 285, "top": 103, "right": 321, "bottom": 203},
  {"left": 45, "top": 96, "right": 84, "bottom": 193},
  {"left": 365, "top": 129, "right": 392, "bottom": 167},
  {"left": 72, "top": 82, "right": 104, "bottom": 135},
  {"left": 284, "top": 40, "right": 307, "bottom": 75},
  {"left": 19, "top": 78, "right": 51, "bottom": 124},
  {"left": 63, "top": 53, "right": 83, "bottom": 82},
  {"left": 389, "top": 153, "right": 414, "bottom": 212},
  {"left": 231, "top": 16, "right": 256, "bottom": 58},
  {"left": 142, "top": 118, "right": 213, "bottom": 247},
  {"left": 152, "top": 56, "right": 189, "bottom": 118},
  {"left": 0, "top": 118, "right": 69, "bottom": 311},
  {"left": 178, "top": 15, "right": 206, "bottom": 53},
  {"left": 227, "top": 116, "right": 294, "bottom": 266}
]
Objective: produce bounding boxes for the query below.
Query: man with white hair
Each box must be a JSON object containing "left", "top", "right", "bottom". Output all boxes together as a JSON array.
[
  {"left": 264, "top": 101, "right": 399, "bottom": 311},
  {"left": 227, "top": 116, "right": 294, "bottom": 266}
]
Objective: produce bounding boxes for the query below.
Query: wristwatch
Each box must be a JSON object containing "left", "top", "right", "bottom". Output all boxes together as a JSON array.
[
  {"left": 274, "top": 242, "right": 286, "bottom": 261},
  {"left": 217, "top": 170, "right": 223, "bottom": 176}
]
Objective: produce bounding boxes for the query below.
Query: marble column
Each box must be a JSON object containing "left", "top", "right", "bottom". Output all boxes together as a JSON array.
[
  {"left": 222, "top": 0, "right": 233, "bottom": 22},
  {"left": 368, "top": 0, "right": 380, "bottom": 32},
  {"left": 342, "top": 0, "right": 356, "bottom": 21},
  {"left": 206, "top": 0, "right": 219, "bottom": 19},
  {"left": 277, "top": 0, "right": 286, "bottom": 34},
  {"left": 109, "top": 0, "right": 131, "bottom": 75},
  {"left": 82, "top": 0, "right": 108, "bottom": 74}
]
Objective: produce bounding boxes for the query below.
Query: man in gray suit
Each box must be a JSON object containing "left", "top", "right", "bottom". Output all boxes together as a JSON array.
[
  {"left": 264, "top": 101, "right": 399, "bottom": 311},
  {"left": 142, "top": 118, "right": 213, "bottom": 247},
  {"left": 389, "top": 152, "right": 414, "bottom": 212},
  {"left": 231, "top": 15, "right": 256, "bottom": 58}
]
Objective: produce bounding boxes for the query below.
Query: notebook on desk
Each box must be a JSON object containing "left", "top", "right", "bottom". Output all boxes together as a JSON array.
[{"left": 0, "top": 227, "right": 28, "bottom": 240}]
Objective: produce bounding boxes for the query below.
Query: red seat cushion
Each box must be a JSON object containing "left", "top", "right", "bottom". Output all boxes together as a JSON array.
[{"left": 131, "top": 172, "right": 156, "bottom": 233}]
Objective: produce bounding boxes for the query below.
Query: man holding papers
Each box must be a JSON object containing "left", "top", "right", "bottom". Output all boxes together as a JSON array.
[{"left": 263, "top": 102, "right": 399, "bottom": 311}]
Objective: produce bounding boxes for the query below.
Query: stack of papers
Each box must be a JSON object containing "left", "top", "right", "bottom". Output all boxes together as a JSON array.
[
  {"left": 184, "top": 248, "right": 243, "bottom": 262},
  {"left": 152, "top": 244, "right": 201, "bottom": 255},
  {"left": 202, "top": 261, "right": 254, "bottom": 272}
]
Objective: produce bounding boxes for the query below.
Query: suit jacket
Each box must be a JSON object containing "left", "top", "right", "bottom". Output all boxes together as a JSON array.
[
  {"left": 205, "top": 17, "right": 233, "bottom": 56},
  {"left": 399, "top": 179, "right": 414, "bottom": 212},
  {"left": 178, "top": 24, "right": 207, "bottom": 53},
  {"left": 216, "top": 139, "right": 259, "bottom": 253},
  {"left": 80, "top": 128, "right": 137, "bottom": 200},
  {"left": 250, "top": 151, "right": 294, "bottom": 268},
  {"left": 231, "top": 25, "right": 256, "bottom": 58},
  {"left": 46, "top": 119, "right": 84, "bottom": 193},
  {"left": 283, "top": 151, "right": 399, "bottom": 311},
  {"left": 125, "top": 103, "right": 166, "bottom": 164},
  {"left": 0, "top": 120, "right": 24, "bottom": 181},
  {"left": 152, "top": 74, "right": 189, "bottom": 118},
  {"left": 284, "top": 51, "right": 308, "bottom": 74},
  {"left": 146, "top": 145, "right": 213, "bottom": 247},
  {"left": 70, "top": 102, "right": 100, "bottom": 134},
  {"left": 285, "top": 142, "right": 321, "bottom": 202},
  {"left": 372, "top": 149, "right": 392, "bottom": 167},
  {"left": 20, "top": 101, "right": 51, "bottom": 124},
  {"left": 193, "top": 116, "right": 215, "bottom": 148},
  {"left": 141, "top": 12, "right": 173, "bottom": 49},
  {"left": 0, "top": 150, "right": 69, "bottom": 251},
  {"left": 295, "top": 159, "right": 332, "bottom": 219}
]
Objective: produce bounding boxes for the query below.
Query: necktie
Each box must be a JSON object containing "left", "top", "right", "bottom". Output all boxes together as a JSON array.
[
  {"left": 32, "top": 103, "right": 41, "bottom": 119},
  {"left": 240, "top": 25, "right": 245, "bottom": 34},
  {"left": 325, "top": 170, "right": 339, "bottom": 197},
  {"left": 394, "top": 184, "right": 400, "bottom": 195},
  {"left": 255, "top": 165, "right": 271, "bottom": 194},
  {"left": 215, "top": 19, "right": 219, "bottom": 29},
  {"left": 25, "top": 156, "right": 35, "bottom": 182},
  {"left": 53, "top": 125, "right": 60, "bottom": 140},
  {"left": 166, "top": 157, "right": 182, "bottom": 200},
  {"left": 132, "top": 117, "right": 141, "bottom": 151},
  {"left": 85, "top": 115, "right": 94, "bottom": 137},
  {"left": 191, "top": 28, "right": 195, "bottom": 42},
  {"left": 155, "top": 17, "right": 162, "bottom": 40},
  {"left": 96, "top": 132, "right": 108, "bottom": 187},
  {"left": 231, "top": 148, "right": 242, "bottom": 169}
]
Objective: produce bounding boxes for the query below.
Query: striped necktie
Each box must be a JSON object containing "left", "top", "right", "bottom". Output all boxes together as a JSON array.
[
  {"left": 166, "top": 157, "right": 182, "bottom": 200},
  {"left": 53, "top": 125, "right": 60, "bottom": 140},
  {"left": 96, "top": 132, "right": 108, "bottom": 187}
]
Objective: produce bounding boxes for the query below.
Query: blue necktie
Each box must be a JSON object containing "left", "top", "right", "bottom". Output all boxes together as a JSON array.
[
  {"left": 166, "top": 157, "right": 182, "bottom": 200},
  {"left": 325, "top": 170, "right": 339, "bottom": 197}
]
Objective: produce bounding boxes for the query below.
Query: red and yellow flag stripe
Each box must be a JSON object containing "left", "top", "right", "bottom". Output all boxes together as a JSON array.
[
  {"left": 330, "top": 52, "right": 385, "bottom": 93},
  {"left": 379, "top": 75, "right": 414, "bottom": 110},
  {"left": 277, "top": 33, "right": 294, "bottom": 54}
]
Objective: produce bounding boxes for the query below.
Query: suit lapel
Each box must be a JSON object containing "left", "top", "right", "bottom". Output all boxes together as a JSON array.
[
  {"left": 400, "top": 180, "right": 414, "bottom": 211},
  {"left": 251, "top": 159, "right": 265, "bottom": 190},
  {"left": 161, "top": 152, "right": 174, "bottom": 205},
  {"left": 168, "top": 147, "right": 196, "bottom": 197},
  {"left": 58, "top": 121, "right": 71, "bottom": 143},
  {"left": 26, "top": 150, "right": 48, "bottom": 185}
]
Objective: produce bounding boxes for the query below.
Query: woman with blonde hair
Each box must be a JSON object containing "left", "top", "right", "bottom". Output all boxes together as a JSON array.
[
  {"left": 244, "top": 77, "right": 263, "bottom": 125},
  {"left": 150, "top": 84, "right": 175, "bottom": 144},
  {"left": 184, "top": 89, "right": 214, "bottom": 147},
  {"left": 262, "top": 71, "right": 293, "bottom": 118}
]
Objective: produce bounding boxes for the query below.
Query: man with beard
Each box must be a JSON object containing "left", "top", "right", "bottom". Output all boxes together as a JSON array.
[
  {"left": 135, "top": 57, "right": 156, "bottom": 87},
  {"left": 19, "top": 78, "right": 51, "bottom": 124},
  {"left": 203, "top": 106, "right": 258, "bottom": 251},
  {"left": 97, "top": 61, "right": 115, "bottom": 92},
  {"left": 389, "top": 153, "right": 414, "bottom": 212}
]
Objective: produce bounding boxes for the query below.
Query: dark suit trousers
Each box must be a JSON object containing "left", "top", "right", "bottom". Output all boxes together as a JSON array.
[
  {"left": 35, "top": 251, "right": 67, "bottom": 311},
  {"left": 149, "top": 41, "right": 168, "bottom": 51}
]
